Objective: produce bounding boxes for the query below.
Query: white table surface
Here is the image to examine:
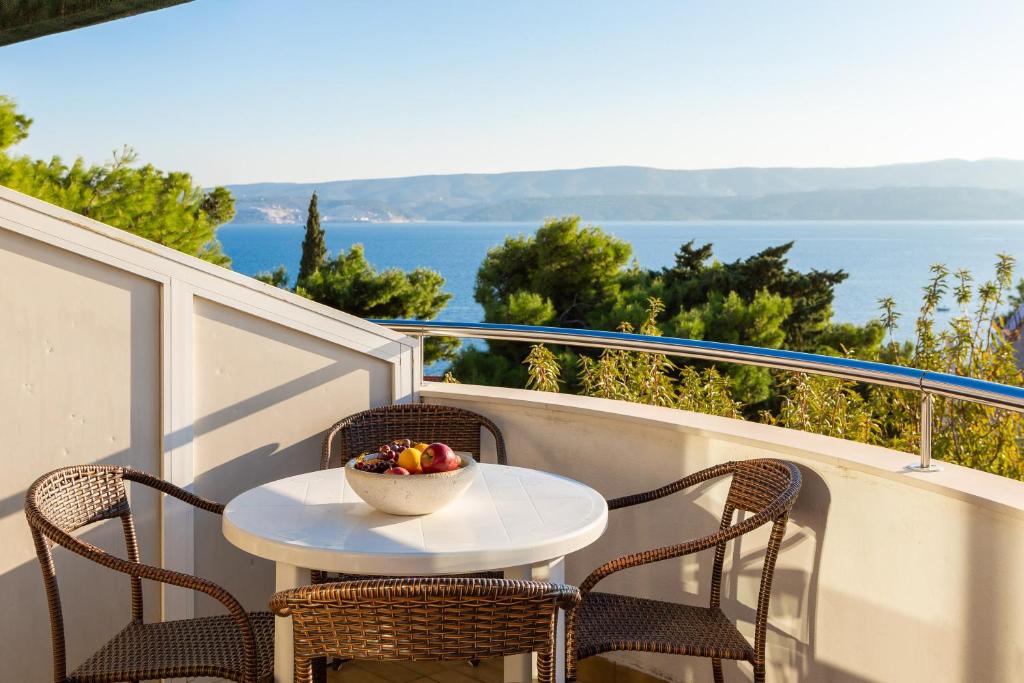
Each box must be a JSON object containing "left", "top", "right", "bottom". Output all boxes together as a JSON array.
[{"left": 222, "top": 463, "right": 609, "bottom": 683}]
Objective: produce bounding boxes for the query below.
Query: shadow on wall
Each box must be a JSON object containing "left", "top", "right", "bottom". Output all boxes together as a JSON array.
[
  {"left": 5, "top": 351, "right": 389, "bottom": 675},
  {"left": 188, "top": 299, "right": 395, "bottom": 614},
  {"left": 0, "top": 357, "right": 365, "bottom": 534},
  {"left": 0, "top": 228, "right": 162, "bottom": 682},
  {"left": 593, "top": 469, "right": 823, "bottom": 682},
  {"left": 602, "top": 464, "right": 875, "bottom": 682},
  {"left": 11, "top": 506, "right": 163, "bottom": 681},
  {"left": 717, "top": 466, "right": 831, "bottom": 681},
  {"left": 1, "top": 228, "right": 396, "bottom": 677},
  {"left": 193, "top": 441, "right": 287, "bottom": 616}
]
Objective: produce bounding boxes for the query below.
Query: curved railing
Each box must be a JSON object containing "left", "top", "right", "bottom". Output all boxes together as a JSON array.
[{"left": 371, "top": 319, "right": 1024, "bottom": 472}]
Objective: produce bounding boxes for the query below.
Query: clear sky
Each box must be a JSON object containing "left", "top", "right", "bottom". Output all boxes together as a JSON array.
[{"left": 1, "top": 0, "right": 1022, "bottom": 186}]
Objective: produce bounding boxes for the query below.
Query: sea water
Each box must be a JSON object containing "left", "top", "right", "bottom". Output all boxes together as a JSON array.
[{"left": 220, "top": 220, "right": 1024, "bottom": 332}]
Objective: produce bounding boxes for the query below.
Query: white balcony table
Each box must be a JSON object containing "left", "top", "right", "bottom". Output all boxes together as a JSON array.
[{"left": 222, "top": 462, "right": 609, "bottom": 683}]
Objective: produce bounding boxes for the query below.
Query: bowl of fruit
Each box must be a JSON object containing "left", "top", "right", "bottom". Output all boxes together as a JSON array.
[{"left": 345, "top": 439, "right": 477, "bottom": 515}]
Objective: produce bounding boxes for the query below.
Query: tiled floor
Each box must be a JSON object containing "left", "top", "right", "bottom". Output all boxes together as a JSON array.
[{"left": 326, "top": 658, "right": 502, "bottom": 683}]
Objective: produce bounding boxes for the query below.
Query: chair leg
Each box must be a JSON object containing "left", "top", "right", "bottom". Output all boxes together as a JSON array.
[
  {"left": 712, "top": 658, "right": 724, "bottom": 683},
  {"left": 296, "top": 656, "right": 315, "bottom": 683},
  {"left": 537, "top": 650, "right": 554, "bottom": 683},
  {"left": 565, "top": 655, "right": 577, "bottom": 682},
  {"left": 565, "top": 644, "right": 578, "bottom": 682},
  {"left": 311, "top": 656, "right": 327, "bottom": 683}
]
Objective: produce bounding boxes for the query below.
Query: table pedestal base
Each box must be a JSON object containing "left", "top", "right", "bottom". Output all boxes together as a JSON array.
[
  {"left": 274, "top": 562, "right": 311, "bottom": 683},
  {"left": 504, "top": 558, "right": 566, "bottom": 683}
]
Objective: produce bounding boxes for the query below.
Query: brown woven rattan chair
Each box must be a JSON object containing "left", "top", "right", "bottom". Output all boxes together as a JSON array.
[
  {"left": 319, "top": 402, "right": 507, "bottom": 470},
  {"left": 270, "top": 578, "right": 579, "bottom": 683},
  {"left": 313, "top": 403, "right": 510, "bottom": 679},
  {"left": 25, "top": 465, "right": 274, "bottom": 683},
  {"left": 566, "top": 459, "right": 802, "bottom": 683}
]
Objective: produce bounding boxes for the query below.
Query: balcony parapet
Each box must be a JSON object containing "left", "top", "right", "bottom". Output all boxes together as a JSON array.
[{"left": 420, "top": 381, "right": 1024, "bottom": 682}]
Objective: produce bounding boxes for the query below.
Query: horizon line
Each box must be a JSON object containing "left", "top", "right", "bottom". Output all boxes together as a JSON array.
[{"left": 214, "top": 156, "right": 1024, "bottom": 189}]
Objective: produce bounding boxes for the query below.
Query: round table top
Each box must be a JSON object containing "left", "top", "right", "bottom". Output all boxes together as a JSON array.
[{"left": 222, "top": 463, "right": 609, "bottom": 575}]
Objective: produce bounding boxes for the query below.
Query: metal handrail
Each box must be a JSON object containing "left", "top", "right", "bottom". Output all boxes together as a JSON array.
[{"left": 372, "top": 319, "right": 1024, "bottom": 472}]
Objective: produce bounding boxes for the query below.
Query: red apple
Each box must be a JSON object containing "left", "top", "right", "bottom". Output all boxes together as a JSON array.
[
  {"left": 386, "top": 466, "right": 410, "bottom": 475},
  {"left": 420, "top": 442, "right": 459, "bottom": 473}
]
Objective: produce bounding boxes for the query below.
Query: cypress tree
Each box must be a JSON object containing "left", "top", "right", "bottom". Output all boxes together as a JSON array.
[{"left": 297, "top": 191, "right": 326, "bottom": 282}]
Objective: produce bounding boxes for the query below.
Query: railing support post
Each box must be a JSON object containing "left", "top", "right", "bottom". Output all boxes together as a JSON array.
[
  {"left": 906, "top": 392, "right": 941, "bottom": 472},
  {"left": 416, "top": 333, "right": 425, "bottom": 385}
]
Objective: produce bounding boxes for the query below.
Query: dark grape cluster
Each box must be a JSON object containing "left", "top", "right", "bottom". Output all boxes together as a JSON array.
[
  {"left": 353, "top": 438, "right": 416, "bottom": 473},
  {"left": 353, "top": 458, "right": 392, "bottom": 473}
]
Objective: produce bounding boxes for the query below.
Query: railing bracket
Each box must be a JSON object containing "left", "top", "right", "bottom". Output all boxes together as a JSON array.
[{"left": 904, "top": 462, "right": 942, "bottom": 473}]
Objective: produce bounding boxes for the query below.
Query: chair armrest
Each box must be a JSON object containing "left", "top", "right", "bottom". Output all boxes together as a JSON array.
[
  {"left": 321, "top": 417, "right": 349, "bottom": 470},
  {"left": 47, "top": 522, "right": 248, "bottom": 615},
  {"left": 42, "top": 522, "right": 260, "bottom": 679},
  {"left": 121, "top": 468, "right": 225, "bottom": 515},
  {"left": 578, "top": 505, "right": 778, "bottom": 595},
  {"left": 606, "top": 462, "right": 732, "bottom": 511},
  {"left": 478, "top": 415, "right": 508, "bottom": 465}
]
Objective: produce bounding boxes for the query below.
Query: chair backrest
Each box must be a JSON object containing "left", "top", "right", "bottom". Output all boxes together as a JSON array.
[
  {"left": 320, "top": 403, "right": 508, "bottom": 469},
  {"left": 24, "top": 465, "right": 144, "bottom": 683},
  {"left": 270, "top": 578, "right": 579, "bottom": 683},
  {"left": 708, "top": 459, "right": 801, "bottom": 663}
]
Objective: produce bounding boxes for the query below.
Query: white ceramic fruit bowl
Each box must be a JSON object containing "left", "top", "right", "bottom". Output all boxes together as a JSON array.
[{"left": 344, "top": 454, "right": 477, "bottom": 516}]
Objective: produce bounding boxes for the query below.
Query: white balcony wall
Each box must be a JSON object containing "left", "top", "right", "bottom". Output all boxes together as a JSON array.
[
  {"left": 423, "top": 382, "right": 1024, "bottom": 683},
  {"left": 0, "top": 225, "right": 164, "bottom": 681},
  {"left": 0, "top": 187, "right": 417, "bottom": 682},
  {"left": 191, "top": 299, "right": 392, "bottom": 615}
]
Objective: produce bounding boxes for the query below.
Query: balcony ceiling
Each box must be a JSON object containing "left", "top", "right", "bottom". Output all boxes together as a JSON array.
[{"left": 1, "top": 0, "right": 191, "bottom": 46}]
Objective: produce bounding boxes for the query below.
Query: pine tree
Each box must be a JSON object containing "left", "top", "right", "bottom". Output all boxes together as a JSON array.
[
  {"left": 0, "top": 95, "right": 235, "bottom": 266},
  {"left": 297, "top": 191, "right": 326, "bottom": 282}
]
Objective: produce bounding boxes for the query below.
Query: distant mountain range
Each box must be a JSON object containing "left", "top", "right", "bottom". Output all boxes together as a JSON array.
[{"left": 224, "top": 159, "right": 1024, "bottom": 223}]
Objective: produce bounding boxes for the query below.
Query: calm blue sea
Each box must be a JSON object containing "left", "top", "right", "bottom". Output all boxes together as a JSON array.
[{"left": 219, "top": 220, "right": 1024, "bottom": 335}]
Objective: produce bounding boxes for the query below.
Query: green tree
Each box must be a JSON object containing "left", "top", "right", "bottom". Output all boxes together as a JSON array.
[
  {"left": 452, "top": 216, "right": 632, "bottom": 385},
  {"left": 0, "top": 95, "right": 31, "bottom": 150},
  {"left": 297, "top": 191, "right": 326, "bottom": 282},
  {"left": 642, "top": 240, "right": 882, "bottom": 354},
  {"left": 258, "top": 244, "right": 455, "bottom": 364},
  {"left": 474, "top": 216, "right": 632, "bottom": 326},
  {"left": 528, "top": 258, "right": 1024, "bottom": 481},
  {"left": 255, "top": 265, "right": 289, "bottom": 288},
  {"left": 298, "top": 244, "right": 450, "bottom": 318},
  {"left": 0, "top": 96, "right": 234, "bottom": 266},
  {"left": 452, "top": 216, "right": 882, "bottom": 391},
  {"left": 671, "top": 289, "right": 793, "bottom": 404}
]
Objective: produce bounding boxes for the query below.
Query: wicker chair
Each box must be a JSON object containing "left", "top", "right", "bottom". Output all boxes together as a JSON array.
[
  {"left": 319, "top": 403, "right": 507, "bottom": 470},
  {"left": 25, "top": 465, "right": 274, "bottom": 683},
  {"left": 566, "top": 459, "right": 802, "bottom": 683},
  {"left": 313, "top": 403, "right": 510, "bottom": 679},
  {"left": 270, "top": 578, "right": 579, "bottom": 683}
]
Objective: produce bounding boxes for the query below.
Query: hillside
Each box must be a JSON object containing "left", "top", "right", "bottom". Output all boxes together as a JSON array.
[{"left": 224, "top": 159, "right": 1024, "bottom": 223}]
